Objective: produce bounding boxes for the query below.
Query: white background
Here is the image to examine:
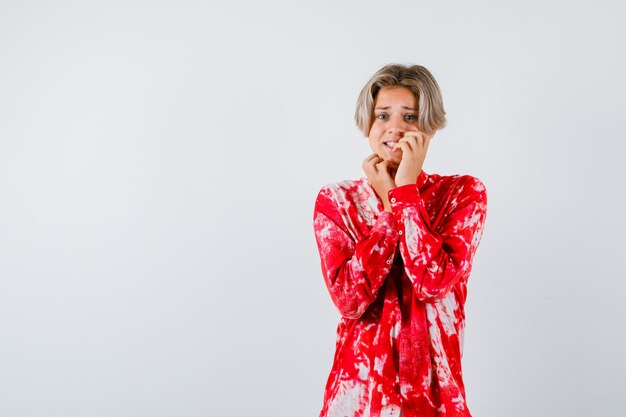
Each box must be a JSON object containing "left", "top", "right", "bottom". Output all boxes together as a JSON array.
[{"left": 1, "top": 1, "right": 625, "bottom": 416}]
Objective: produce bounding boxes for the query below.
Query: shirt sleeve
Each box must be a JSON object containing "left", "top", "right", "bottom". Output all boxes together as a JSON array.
[
  {"left": 388, "top": 176, "right": 488, "bottom": 304},
  {"left": 313, "top": 186, "right": 400, "bottom": 319}
]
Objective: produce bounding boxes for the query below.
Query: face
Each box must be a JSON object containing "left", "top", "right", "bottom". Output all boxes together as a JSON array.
[{"left": 368, "top": 86, "right": 419, "bottom": 168}]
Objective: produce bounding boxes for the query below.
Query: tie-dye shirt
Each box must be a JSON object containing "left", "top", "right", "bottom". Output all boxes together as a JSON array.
[{"left": 313, "top": 169, "right": 488, "bottom": 417}]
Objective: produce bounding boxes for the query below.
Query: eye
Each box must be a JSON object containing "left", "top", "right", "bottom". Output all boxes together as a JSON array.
[
  {"left": 376, "top": 113, "right": 388, "bottom": 120},
  {"left": 404, "top": 114, "right": 417, "bottom": 121}
]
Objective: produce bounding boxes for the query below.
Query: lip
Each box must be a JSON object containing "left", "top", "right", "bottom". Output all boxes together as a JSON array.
[{"left": 383, "top": 141, "right": 400, "bottom": 151}]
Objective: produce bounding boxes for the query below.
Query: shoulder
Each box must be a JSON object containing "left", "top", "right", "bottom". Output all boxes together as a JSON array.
[
  {"left": 438, "top": 173, "right": 486, "bottom": 194},
  {"left": 457, "top": 174, "right": 487, "bottom": 197},
  {"left": 433, "top": 173, "right": 487, "bottom": 209},
  {"left": 315, "top": 177, "right": 367, "bottom": 206},
  {"left": 456, "top": 175, "right": 488, "bottom": 213}
]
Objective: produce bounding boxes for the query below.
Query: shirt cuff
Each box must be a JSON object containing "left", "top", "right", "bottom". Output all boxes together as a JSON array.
[
  {"left": 388, "top": 184, "right": 421, "bottom": 211},
  {"left": 388, "top": 184, "right": 433, "bottom": 229}
]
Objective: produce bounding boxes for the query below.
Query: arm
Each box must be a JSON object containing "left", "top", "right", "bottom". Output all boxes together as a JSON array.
[
  {"left": 388, "top": 176, "right": 488, "bottom": 304},
  {"left": 313, "top": 185, "right": 400, "bottom": 319}
]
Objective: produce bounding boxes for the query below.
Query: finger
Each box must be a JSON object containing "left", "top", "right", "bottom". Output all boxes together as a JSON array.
[
  {"left": 363, "top": 158, "right": 383, "bottom": 176},
  {"left": 402, "top": 131, "right": 421, "bottom": 138},
  {"left": 403, "top": 131, "right": 427, "bottom": 145},
  {"left": 405, "top": 134, "right": 420, "bottom": 147},
  {"left": 376, "top": 160, "right": 391, "bottom": 175},
  {"left": 398, "top": 139, "right": 413, "bottom": 152},
  {"left": 363, "top": 154, "right": 382, "bottom": 167},
  {"left": 368, "top": 156, "right": 384, "bottom": 167},
  {"left": 363, "top": 153, "right": 379, "bottom": 164},
  {"left": 363, "top": 162, "right": 376, "bottom": 172}
]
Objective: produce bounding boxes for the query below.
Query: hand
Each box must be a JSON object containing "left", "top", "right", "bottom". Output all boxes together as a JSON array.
[
  {"left": 395, "top": 131, "right": 432, "bottom": 187},
  {"left": 362, "top": 153, "right": 396, "bottom": 212}
]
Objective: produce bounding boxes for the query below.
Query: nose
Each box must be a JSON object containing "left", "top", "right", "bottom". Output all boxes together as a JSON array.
[{"left": 387, "top": 115, "right": 411, "bottom": 135}]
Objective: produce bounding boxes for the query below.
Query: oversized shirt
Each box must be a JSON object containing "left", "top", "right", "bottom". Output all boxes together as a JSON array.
[{"left": 312, "top": 169, "right": 488, "bottom": 417}]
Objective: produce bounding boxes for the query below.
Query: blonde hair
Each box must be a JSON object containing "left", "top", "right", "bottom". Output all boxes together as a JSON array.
[{"left": 355, "top": 63, "right": 447, "bottom": 137}]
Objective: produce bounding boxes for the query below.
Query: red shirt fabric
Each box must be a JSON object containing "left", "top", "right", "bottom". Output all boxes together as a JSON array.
[{"left": 313, "top": 169, "right": 488, "bottom": 417}]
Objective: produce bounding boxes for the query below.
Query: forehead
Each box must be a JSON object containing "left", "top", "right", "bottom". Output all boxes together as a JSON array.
[{"left": 374, "top": 86, "right": 416, "bottom": 106}]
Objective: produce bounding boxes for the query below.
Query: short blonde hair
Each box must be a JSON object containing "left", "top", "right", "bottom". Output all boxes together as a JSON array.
[{"left": 355, "top": 63, "right": 447, "bottom": 137}]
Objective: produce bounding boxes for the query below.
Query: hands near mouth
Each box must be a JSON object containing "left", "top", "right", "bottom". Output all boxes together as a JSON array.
[
  {"left": 363, "top": 131, "right": 432, "bottom": 212},
  {"left": 394, "top": 131, "right": 432, "bottom": 187}
]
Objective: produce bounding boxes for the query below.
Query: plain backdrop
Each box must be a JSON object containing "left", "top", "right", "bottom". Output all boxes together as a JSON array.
[{"left": 1, "top": 1, "right": 625, "bottom": 416}]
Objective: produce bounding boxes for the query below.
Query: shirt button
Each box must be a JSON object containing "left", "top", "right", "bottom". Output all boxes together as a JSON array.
[
  {"left": 390, "top": 198, "right": 397, "bottom": 203},
  {"left": 386, "top": 259, "right": 393, "bottom": 265},
  {"left": 398, "top": 230, "right": 403, "bottom": 235}
]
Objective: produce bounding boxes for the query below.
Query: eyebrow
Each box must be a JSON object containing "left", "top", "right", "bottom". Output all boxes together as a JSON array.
[{"left": 374, "top": 106, "right": 416, "bottom": 111}]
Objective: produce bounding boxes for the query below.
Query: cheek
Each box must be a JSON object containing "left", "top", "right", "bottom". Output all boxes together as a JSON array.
[
  {"left": 368, "top": 136, "right": 381, "bottom": 148},
  {"left": 368, "top": 125, "right": 384, "bottom": 139},
  {"left": 367, "top": 138, "right": 376, "bottom": 149}
]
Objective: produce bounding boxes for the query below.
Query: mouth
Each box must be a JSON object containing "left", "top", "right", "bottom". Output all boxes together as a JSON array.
[{"left": 383, "top": 141, "right": 400, "bottom": 151}]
